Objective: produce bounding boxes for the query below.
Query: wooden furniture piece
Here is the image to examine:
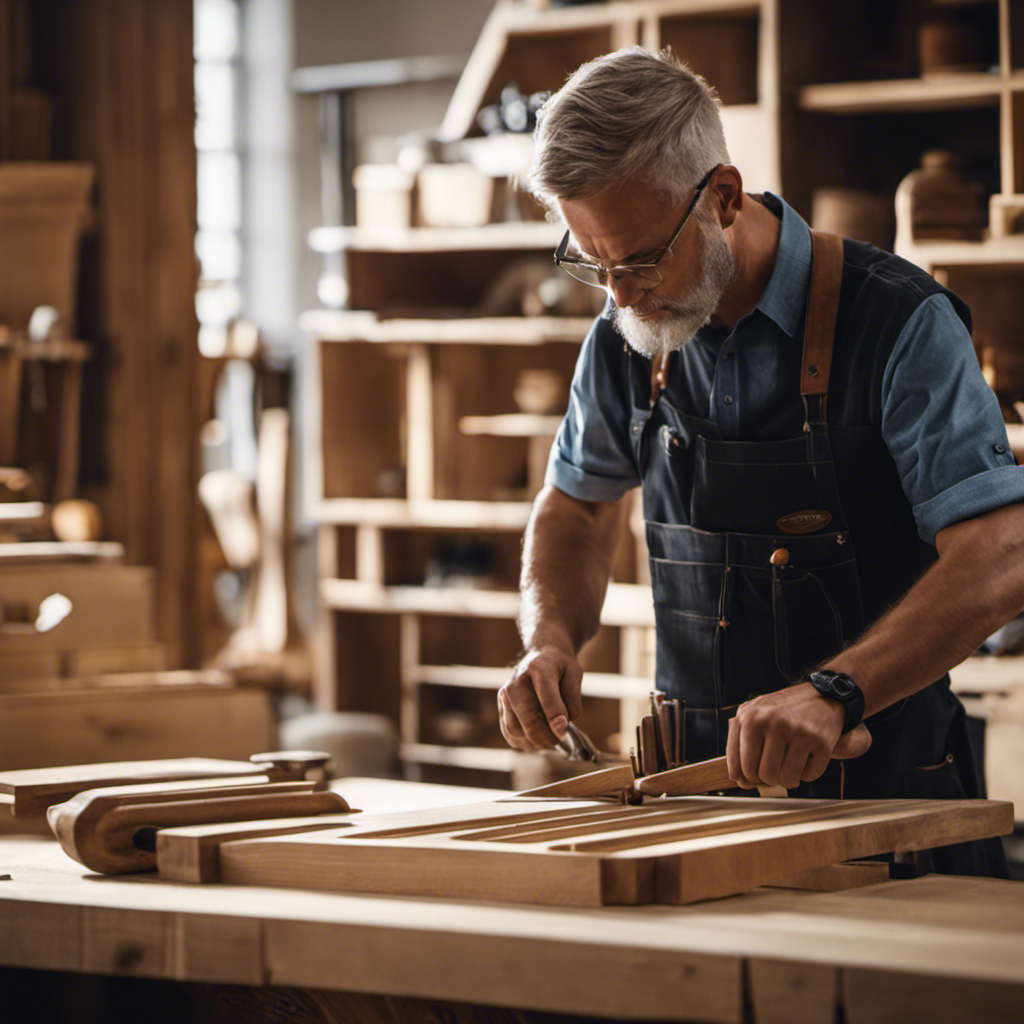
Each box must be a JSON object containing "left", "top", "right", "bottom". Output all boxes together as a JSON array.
[
  {"left": 0, "top": 778, "right": 1022, "bottom": 1024},
  {"left": 308, "top": 301, "right": 655, "bottom": 785},
  {"left": 0, "top": 541, "right": 166, "bottom": 687},
  {"left": 218, "top": 793, "right": 1011, "bottom": 907}
]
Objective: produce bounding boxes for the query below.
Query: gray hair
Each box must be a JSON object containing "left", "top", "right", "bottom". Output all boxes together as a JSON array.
[{"left": 529, "top": 47, "right": 731, "bottom": 211}]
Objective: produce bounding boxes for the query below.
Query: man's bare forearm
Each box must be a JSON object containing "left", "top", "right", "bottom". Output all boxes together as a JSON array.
[
  {"left": 518, "top": 485, "right": 625, "bottom": 656},
  {"left": 828, "top": 501, "right": 1024, "bottom": 716}
]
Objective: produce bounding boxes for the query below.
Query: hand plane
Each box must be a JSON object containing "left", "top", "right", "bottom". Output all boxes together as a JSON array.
[{"left": 0, "top": 750, "right": 356, "bottom": 879}]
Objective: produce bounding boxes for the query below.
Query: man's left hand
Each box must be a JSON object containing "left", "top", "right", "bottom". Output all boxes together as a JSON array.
[{"left": 725, "top": 683, "right": 873, "bottom": 789}]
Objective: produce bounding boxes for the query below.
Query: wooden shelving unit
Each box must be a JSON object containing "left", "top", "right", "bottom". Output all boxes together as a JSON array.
[
  {"left": 308, "top": 0, "right": 1024, "bottom": 786},
  {"left": 309, "top": 298, "right": 654, "bottom": 784}
]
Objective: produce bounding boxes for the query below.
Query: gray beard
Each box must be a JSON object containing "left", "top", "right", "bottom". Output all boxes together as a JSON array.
[{"left": 612, "top": 215, "right": 735, "bottom": 359}]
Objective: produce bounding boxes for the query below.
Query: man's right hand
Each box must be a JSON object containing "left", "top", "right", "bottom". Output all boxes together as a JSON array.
[{"left": 498, "top": 645, "right": 585, "bottom": 751}]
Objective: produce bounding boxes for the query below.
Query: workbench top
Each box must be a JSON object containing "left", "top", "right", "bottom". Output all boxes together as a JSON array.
[{"left": 1, "top": 778, "right": 1022, "bottom": 1024}]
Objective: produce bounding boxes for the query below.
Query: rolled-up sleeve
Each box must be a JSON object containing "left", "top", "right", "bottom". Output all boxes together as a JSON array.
[
  {"left": 545, "top": 318, "right": 641, "bottom": 502},
  {"left": 881, "top": 293, "right": 1024, "bottom": 544}
]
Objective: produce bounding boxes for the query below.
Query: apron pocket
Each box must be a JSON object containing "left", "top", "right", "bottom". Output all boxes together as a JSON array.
[
  {"left": 772, "top": 570, "right": 845, "bottom": 679},
  {"left": 650, "top": 556, "right": 724, "bottom": 616},
  {"left": 653, "top": 605, "right": 719, "bottom": 704},
  {"left": 692, "top": 434, "right": 837, "bottom": 534}
]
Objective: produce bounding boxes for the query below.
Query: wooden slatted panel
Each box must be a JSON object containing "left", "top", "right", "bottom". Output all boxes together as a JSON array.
[{"left": 218, "top": 794, "right": 1014, "bottom": 907}]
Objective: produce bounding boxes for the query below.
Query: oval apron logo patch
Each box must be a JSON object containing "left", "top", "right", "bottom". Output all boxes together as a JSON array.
[{"left": 777, "top": 510, "right": 832, "bottom": 534}]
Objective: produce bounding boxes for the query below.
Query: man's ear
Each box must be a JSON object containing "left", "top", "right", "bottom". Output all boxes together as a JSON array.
[{"left": 710, "top": 165, "right": 743, "bottom": 229}]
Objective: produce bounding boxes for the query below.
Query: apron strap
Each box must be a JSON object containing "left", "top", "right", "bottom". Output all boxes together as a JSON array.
[{"left": 801, "top": 231, "right": 844, "bottom": 426}]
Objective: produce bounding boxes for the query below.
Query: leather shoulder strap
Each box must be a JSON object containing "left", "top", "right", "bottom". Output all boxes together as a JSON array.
[{"left": 801, "top": 232, "right": 844, "bottom": 417}]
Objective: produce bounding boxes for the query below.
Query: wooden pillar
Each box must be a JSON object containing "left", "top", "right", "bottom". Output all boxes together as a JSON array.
[{"left": 39, "top": 0, "right": 201, "bottom": 665}]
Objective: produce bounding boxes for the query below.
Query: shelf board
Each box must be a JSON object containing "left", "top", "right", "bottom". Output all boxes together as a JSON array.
[
  {"left": 896, "top": 235, "right": 1024, "bottom": 270},
  {"left": 459, "top": 413, "right": 563, "bottom": 438},
  {"left": 799, "top": 74, "right": 1001, "bottom": 114},
  {"left": 302, "top": 311, "right": 593, "bottom": 346},
  {"left": 411, "top": 664, "right": 654, "bottom": 699},
  {"left": 496, "top": 0, "right": 762, "bottom": 34},
  {"left": 1, "top": 338, "right": 93, "bottom": 362},
  {"left": 0, "top": 541, "right": 124, "bottom": 564},
  {"left": 401, "top": 741, "right": 520, "bottom": 773},
  {"left": 320, "top": 579, "right": 655, "bottom": 627},
  {"left": 313, "top": 498, "right": 534, "bottom": 531},
  {"left": 0, "top": 503, "right": 47, "bottom": 525},
  {"left": 950, "top": 656, "right": 1024, "bottom": 696},
  {"left": 308, "top": 221, "right": 562, "bottom": 255}
]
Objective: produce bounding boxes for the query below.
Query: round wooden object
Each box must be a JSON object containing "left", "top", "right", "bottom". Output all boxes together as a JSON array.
[
  {"left": 770, "top": 548, "right": 790, "bottom": 567},
  {"left": 51, "top": 499, "right": 103, "bottom": 542}
]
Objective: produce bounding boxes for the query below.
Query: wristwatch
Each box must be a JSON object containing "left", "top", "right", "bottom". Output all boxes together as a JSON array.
[{"left": 808, "top": 670, "right": 865, "bottom": 733}]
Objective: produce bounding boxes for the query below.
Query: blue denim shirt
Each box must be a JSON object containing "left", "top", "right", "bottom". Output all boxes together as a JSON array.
[{"left": 546, "top": 194, "right": 1024, "bottom": 545}]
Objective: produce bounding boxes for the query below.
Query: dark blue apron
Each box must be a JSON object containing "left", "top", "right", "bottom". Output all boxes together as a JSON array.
[{"left": 628, "top": 231, "right": 1008, "bottom": 877}]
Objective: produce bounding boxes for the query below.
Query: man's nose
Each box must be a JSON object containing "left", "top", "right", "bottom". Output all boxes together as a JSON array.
[{"left": 606, "top": 273, "right": 646, "bottom": 309}]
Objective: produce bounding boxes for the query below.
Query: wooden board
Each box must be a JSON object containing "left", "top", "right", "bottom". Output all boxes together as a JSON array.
[
  {"left": 0, "top": 685, "right": 275, "bottom": 773},
  {"left": 0, "top": 757, "right": 268, "bottom": 816},
  {"left": 219, "top": 794, "right": 1013, "bottom": 907},
  {"left": 156, "top": 813, "right": 358, "bottom": 883}
]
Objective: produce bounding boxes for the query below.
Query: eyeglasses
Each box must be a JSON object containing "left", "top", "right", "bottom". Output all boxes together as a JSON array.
[{"left": 553, "top": 167, "right": 716, "bottom": 291}]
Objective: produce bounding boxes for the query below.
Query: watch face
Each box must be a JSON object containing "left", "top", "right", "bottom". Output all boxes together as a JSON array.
[{"left": 830, "top": 674, "right": 855, "bottom": 698}]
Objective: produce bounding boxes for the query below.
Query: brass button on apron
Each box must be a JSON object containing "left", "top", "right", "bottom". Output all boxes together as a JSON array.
[{"left": 770, "top": 548, "right": 789, "bottom": 567}]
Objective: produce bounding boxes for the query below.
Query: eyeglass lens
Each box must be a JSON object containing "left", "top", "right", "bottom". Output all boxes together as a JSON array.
[{"left": 561, "top": 260, "right": 662, "bottom": 290}]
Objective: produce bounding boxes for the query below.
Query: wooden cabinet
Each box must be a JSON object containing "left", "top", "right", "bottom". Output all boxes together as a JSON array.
[{"left": 309, "top": 0, "right": 1023, "bottom": 786}]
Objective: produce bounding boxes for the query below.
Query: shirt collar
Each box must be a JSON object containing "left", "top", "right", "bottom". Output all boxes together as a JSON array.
[{"left": 752, "top": 192, "right": 812, "bottom": 338}]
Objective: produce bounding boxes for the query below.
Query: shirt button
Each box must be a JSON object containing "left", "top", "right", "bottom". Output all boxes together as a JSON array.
[
  {"left": 723, "top": 395, "right": 734, "bottom": 405},
  {"left": 721, "top": 351, "right": 733, "bottom": 361},
  {"left": 994, "top": 443, "right": 1007, "bottom": 454},
  {"left": 632, "top": 424, "right": 640, "bottom": 435}
]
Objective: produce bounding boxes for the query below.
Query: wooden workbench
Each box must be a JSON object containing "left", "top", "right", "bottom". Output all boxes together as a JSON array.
[{"left": 1, "top": 779, "right": 1022, "bottom": 1024}]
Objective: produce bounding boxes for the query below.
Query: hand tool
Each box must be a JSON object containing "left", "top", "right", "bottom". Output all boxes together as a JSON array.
[
  {"left": 555, "top": 721, "right": 607, "bottom": 763},
  {"left": 528, "top": 690, "right": 867, "bottom": 802},
  {"left": 48, "top": 775, "right": 352, "bottom": 874},
  {"left": 527, "top": 691, "right": 686, "bottom": 802},
  {"left": 35, "top": 750, "right": 355, "bottom": 876}
]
